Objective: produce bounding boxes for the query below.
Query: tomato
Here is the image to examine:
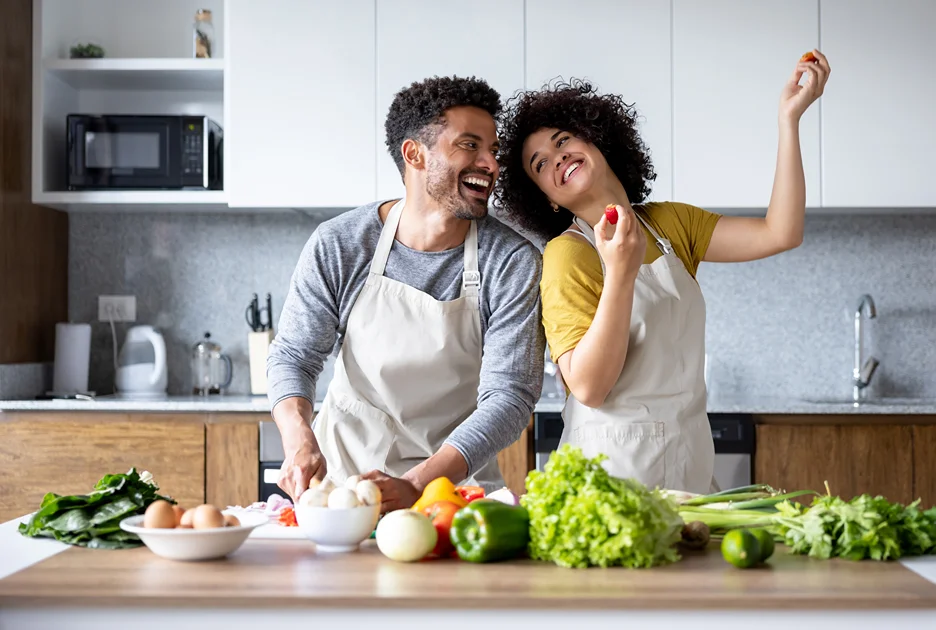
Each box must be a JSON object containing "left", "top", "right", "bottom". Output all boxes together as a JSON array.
[{"left": 421, "top": 500, "right": 461, "bottom": 558}]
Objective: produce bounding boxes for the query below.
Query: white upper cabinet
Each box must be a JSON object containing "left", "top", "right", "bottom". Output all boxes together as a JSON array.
[
  {"left": 672, "top": 0, "right": 820, "bottom": 210},
  {"left": 225, "top": 0, "right": 376, "bottom": 208},
  {"left": 375, "top": 0, "right": 524, "bottom": 201},
  {"left": 525, "top": 0, "right": 673, "bottom": 202},
  {"left": 820, "top": 0, "right": 936, "bottom": 208}
]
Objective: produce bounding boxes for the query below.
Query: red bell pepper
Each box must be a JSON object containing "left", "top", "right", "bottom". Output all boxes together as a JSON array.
[{"left": 455, "top": 485, "right": 486, "bottom": 503}]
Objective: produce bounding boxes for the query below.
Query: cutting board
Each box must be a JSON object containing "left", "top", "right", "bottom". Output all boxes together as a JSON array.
[{"left": 248, "top": 522, "right": 306, "bottom": 539}]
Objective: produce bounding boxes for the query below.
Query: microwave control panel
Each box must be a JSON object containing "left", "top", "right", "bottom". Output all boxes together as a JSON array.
[{"left": 181, "top": 118, "right": 204, "bottom": 176}]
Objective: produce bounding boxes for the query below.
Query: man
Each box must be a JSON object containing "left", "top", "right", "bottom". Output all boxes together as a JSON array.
[{"left": 267, "top": 76, "right": 545, "bottom": 513}]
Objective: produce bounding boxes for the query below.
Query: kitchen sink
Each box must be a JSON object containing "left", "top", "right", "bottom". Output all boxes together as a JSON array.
[{"left": 800, "top": 397, "right": 936, "bottom": 407}]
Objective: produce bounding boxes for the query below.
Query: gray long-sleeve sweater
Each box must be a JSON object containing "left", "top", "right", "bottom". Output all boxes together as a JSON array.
[{"left": 267, "top": 200, "right": 545, "bottom": 477}]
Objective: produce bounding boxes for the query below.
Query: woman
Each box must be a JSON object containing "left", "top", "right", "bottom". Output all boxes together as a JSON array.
[{"left": 496, "top": 51, "right": 830, "bottom": 493}]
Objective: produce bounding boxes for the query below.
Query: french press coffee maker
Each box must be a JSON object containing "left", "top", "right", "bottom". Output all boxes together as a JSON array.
[{"left": 191, "top": 332, "right": 233, "bottom": 395}]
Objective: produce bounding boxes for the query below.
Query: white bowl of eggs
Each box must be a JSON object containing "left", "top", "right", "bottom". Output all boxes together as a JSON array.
[
  {"left": 294, "top": 475, "right": 382, "bottom": 553},
  {"left": 120, "top": 501, "right": 268, "bottom": 561}
]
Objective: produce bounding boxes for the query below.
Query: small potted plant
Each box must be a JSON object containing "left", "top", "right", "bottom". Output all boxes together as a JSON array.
[{"left": 69, "top": 42, "right": 105, "bottom": 59}]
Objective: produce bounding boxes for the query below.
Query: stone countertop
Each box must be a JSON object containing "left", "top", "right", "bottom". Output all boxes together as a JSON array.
[{"left": 1, "top": 394, "right": 935, "bottom": 415}]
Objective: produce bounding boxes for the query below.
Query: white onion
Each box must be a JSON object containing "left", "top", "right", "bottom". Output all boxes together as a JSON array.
[{"left": 375, "top": 510, "right": 437, "bottom": 562}]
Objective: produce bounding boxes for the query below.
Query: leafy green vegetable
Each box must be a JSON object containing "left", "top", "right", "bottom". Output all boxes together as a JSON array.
[
  {"left": 520, "top": 444, "right": 685, "bottom": 569},
  {"left": 772, "top": 494, "right": 936, "bottom": 561},
  {"left": 18, "top": 468, "right": 174, "bottom": 549},
  {"left": 678, "top": 485, "right": 936, "bottom": 561}
]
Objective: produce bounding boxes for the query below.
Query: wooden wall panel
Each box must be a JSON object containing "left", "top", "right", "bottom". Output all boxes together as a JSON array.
[{"left": 0, "top": 0, "right": 68, "bottom": 364}]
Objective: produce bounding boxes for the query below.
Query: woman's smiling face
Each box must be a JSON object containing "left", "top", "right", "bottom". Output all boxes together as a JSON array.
[{"left": 521, "top": 128, "right": 610, "bottom": 209}]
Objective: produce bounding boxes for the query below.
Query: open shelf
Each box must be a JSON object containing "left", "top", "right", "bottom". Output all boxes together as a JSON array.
[
  {"left": 34, "top": 190, "right": 228, "bottom": 210},
  {"left": 43, "top": 58, "right": 224, "bottom": 91}
]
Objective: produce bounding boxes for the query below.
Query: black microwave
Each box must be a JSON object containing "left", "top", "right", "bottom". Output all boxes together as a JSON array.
[{"left": 66, "top": 114, "right": 223, "bottom": 190}]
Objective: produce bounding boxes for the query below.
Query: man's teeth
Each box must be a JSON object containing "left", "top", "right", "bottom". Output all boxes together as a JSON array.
[
  {"left": 563, "top": 162, "right": 581, "bottom": 183},
  {"left": 462, "top": 176, "right": 490, "bottom": 189}
]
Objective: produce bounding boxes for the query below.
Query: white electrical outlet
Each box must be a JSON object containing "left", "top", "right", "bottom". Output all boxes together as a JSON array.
[{"left": 98, "top": 295, "right": 137, "bottom": 322}]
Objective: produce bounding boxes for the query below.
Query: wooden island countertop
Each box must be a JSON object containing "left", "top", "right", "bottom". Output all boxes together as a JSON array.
[{"left": 2, "top": 538, "right": 936, "bottom": 611}]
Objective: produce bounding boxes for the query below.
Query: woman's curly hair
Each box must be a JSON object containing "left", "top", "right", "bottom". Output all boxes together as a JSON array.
[{"left": 494, "top": 79, "right": 657, "bottom": 241}]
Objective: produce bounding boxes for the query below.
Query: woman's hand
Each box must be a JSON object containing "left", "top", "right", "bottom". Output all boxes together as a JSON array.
[
  {"left": 594, "top": 204, "right": 646, "bottom": 284},
  {"left": 780, "top": 49, "right": 831, "bottom": 124}
]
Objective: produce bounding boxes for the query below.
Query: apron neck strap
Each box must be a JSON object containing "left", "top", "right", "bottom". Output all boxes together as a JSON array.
[{"left": 370, "top": 199, "right": 482, "bottom": 299}]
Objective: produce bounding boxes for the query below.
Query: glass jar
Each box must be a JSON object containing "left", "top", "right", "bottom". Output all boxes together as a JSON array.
[{"left": 193, "top": 9, "right": 214, "bottom": 58}]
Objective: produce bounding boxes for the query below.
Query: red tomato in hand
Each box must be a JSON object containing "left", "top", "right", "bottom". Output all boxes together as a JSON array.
[{"left": 422, "top": 501, "right": 461, "bottom": 558}]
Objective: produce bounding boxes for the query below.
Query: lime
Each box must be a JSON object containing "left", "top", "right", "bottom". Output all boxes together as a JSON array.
[
  {"left": 751, "top": 528, "right": 775, "bottom": 562},
  {"left": 721, "top": 529, "right": 761, "bottom": 569}
]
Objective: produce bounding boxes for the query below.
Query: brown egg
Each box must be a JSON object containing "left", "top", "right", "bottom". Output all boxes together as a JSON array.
[
  {"left": 191, "top": 504, "right": 225, "bottom": 529},
  {"left": 143, "top": 500, "right": 177, "bottom": 529},
  {"left": 171, "top": 505, "right": 185, "bottom": 527},
  {"left": 224, "top": 513, "right": 240, "bottom": 527},
  {"left": 179, "top": 508, "right": 195, "bottom": 528}
]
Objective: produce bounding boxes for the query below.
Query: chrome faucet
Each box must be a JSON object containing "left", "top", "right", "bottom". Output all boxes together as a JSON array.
[{"left": 853, "top": 294, "right": 880, "bottom": 403}]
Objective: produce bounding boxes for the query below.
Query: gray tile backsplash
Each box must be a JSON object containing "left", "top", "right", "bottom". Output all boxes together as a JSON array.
[
  {"left": 698, "top": 214, "right": 936, "bottom": 401},
  {"left": 65, "top": 209, "right": 936, "bottom": 402},
  {"left": 0, "top": 363, "right": 52, "bottom": 399},
  {"left": 68, "top": 210, "right": 337, "bottom": 399}
]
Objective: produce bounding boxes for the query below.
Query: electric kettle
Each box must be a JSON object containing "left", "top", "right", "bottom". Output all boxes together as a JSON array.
[
  {"left": 191, "top": 332, "right": 233, "bottom": 395},
  {"left": 115, "top": 325, "right": 168, "bottom": 399}
]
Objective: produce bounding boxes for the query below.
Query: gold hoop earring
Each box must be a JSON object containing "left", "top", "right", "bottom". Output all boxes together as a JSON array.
[{"left": 551, "top": 205, "right": 560, "bottom": 213}]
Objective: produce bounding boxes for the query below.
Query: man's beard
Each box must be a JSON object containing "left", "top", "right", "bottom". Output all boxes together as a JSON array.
[{"left": 426, "top": 158, "right": 489, "bottom": 220}]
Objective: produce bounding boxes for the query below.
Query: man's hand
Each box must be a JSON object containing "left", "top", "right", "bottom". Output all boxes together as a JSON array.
[
  {"left": 278, "top": 435, "right": 327, "bottom": 503},
  {"left": 360, "top": 470, "right": 421, "bottom": 514}
]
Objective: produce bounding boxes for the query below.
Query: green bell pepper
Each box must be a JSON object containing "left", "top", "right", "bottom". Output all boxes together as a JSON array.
[{"left": 449, "top": 499, "right": 530, "bottom": 563}]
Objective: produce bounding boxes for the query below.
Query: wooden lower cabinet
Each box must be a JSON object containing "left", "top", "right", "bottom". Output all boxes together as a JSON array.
[
  {"left": 0, "top": 413, "right": 207, "bottom": 522},
  {"left": 0, "top": 410, "right": 533, "bottom": 523},
  {"left": 206, "top": 418, "right": 261, "bottom": 509},
  {"left": 912, "top": 425, "right": 936, "bottom": 508},
  {"left": 755, "top": 423, "right": 915, "bottom": 505},
  {"left": 497, "top": 417, "right": 534, "bottom": 496}
]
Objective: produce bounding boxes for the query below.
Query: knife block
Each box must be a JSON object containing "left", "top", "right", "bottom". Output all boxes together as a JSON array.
[{"left": 248, "top": 330, "right": 275, "bottom": 395}]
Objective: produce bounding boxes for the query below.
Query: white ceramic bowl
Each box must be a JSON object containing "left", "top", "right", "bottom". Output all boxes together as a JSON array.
[
  {"left": 294, "top": 503, "right": 380, "bottom": 552},
  {"left": 119, "top": 512, "right": 268, "bottom": 561}
]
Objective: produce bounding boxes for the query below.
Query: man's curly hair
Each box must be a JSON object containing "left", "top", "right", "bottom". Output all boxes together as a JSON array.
[
  {"left": 385, "top": 75, "right": 502, "bottom": 180},
  {"left": 494, "top": 79, "right": 657, "bottom": 241}
]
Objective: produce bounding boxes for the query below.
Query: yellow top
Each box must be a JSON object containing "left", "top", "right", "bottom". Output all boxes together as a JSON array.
[{"left": 541, "top": 201, "right": 722, "bottom": 364}]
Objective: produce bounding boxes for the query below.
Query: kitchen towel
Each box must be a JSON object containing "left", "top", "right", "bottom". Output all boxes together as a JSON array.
[{"left": 52, "top": 322, "right": 92, "bottom": 395}]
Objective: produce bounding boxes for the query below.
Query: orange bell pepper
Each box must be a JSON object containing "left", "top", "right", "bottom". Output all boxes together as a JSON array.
[{"left": 410, "top": 477, "right": 468, "bottom": 512}]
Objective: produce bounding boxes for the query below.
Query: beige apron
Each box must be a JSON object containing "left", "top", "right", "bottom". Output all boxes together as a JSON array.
[
  {"left": 558, "top": 212, "right": 715, "bottom": 494},
  {"left": 312, "top": 199, "right": 504, "bottom": 492}
]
